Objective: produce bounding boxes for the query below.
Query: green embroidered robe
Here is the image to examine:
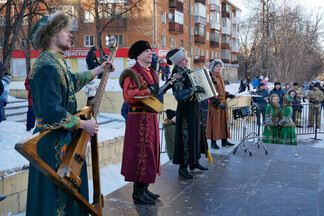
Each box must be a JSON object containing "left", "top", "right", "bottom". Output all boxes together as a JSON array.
[
  {"left": 26, "top": 49, "right": 94, "bottom": 216},
  {"left": 262, "top": 104, "right": 281, "bottom": 144},
  {"left": 279, "top": 106, "right": 298, "bottom": 145}
]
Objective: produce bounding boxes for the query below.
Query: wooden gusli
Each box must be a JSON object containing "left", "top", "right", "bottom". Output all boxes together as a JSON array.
[{"left": 15, "top": 36, "right": 118, "bottom": 216}]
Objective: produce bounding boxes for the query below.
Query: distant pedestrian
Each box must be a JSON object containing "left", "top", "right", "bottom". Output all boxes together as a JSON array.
[
  {"left": 288, "top": 89, "right": 298, "bottom": 122},
  {"left": 238, "top": 78, "right": 250, "bottom": 93},
  {"left": 86, "top": 46, "right": 100, "bottom": 70},
  {"left": 252, "top": 76, "right": 259, "bottom": 89},
  {"left": 291, "top": 82, "right": 305, "bottom": 127},
  {"left": 0, "top": 75, "right": 11, "bottom": 121},
  {"left": 159, "top": 59, "right": 170, "bottom": 81},
  {"left": 24, "top": 75, "right": 36, "bottom": 131},
  {"left": 278, "top": 95, "right": 298, "bottom": 145},
  {"left": 269, "top": 82, "right": 284, "bottom": 106},
  {"left": 163, "top": 109, "right": 176, "bottom": 160},
  {"left": 253, "top": 82, "right": 269, "bottom": 131},
  {"left": 151, "top": 49, "right": 158, "bottom": 71},
  {"left": 262, "top": 77, "right": 269, "bottom": 93},
  {"left": 262, "top": 94, "right": 281, "bottom": 144},
  {"left": 283, "top": 83, "right": 290, "bottom": 95},
  {"left": 306, "top": 82, "right": 324, "bottom": 128}
]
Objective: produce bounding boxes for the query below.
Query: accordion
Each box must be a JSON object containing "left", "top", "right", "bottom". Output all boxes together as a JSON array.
[{"left": 188, "top": 69, "right": 218, "bottom": 102}]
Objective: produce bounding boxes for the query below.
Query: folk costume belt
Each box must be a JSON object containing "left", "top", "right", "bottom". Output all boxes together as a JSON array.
[{"left": 128, "top": 107, "right": 155, "bottom": 113}]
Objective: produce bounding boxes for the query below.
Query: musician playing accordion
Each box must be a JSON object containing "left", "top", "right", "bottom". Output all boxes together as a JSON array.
[{"left": 166, "top": 48, "right": 209, "bottom": 180}]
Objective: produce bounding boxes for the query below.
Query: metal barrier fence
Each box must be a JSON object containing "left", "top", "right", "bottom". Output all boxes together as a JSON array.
[{"left": 158, "top": 103, "right": 324, "bottom": 152}]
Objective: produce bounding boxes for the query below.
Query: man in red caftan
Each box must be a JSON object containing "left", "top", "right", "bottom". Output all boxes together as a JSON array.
[{"left": 119, "top": 40, "right": 161, "bottom": 204}]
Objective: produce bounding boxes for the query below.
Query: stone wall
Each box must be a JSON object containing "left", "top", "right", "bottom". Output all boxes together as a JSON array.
[{"left": 0, "top": 136, "right": 124, "bottom": 215}]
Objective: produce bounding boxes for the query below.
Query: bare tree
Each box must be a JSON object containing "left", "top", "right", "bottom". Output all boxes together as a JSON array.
[{"left": 1, "top": 0, "right": 29, "bottom": 74}]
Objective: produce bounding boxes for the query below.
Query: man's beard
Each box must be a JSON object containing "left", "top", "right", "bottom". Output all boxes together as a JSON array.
[{"left": 58, "top": 42, "right": 70, "bottom": 51}]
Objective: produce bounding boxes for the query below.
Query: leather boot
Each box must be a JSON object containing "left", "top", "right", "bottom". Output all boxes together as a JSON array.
[
  {"left": 178, "top": 164, "right": 194, "bottom": 179},
  {"left": 0, "top": 195, "right": 6, "bottom": 202},
  {"left": 132, "top": 182, "right": 155, "bottom": 204},
  {"left": 221, "top": 139, "right": 235, "bottom": 147},
  {"left": 189, "top": 161, "right": 208, "bottom": 171},
  {"left": 211, "top": 140, "right": 219, "bottom": 149},
  {"left": 144, "top": 184, "right": 160, "bottom": 199}
]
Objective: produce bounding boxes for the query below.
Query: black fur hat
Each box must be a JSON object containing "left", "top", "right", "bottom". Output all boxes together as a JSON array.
[
  {"left": 30, "top": 12, "right": 71, "bottom": 50},
  {"left": 165, "top": 109, "right": 176, "bottom": 120},
  {"left": 128, "top": 40, "right": 151, "bottom": 60}
]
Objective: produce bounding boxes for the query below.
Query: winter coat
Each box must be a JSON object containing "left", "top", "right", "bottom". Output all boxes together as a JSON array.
[
  {"left": 306, "top": 89, "right": 324, "bottom": 104},
  {"left": 0, "top": 78, "right": 3, "bottom": 96},
  {"left": 86, "top": 47, "right": 100, "bottom": 70},
  {"left": 239, "top": 80, "right": 250, "bottom": 93},
  {"left": 0, "top": 79, "right": 10, "bottom": 103},
  {"left": 253, "top": 87, "right": 269, "bottom": 110},
  {"left": 269, "top": 88, "right": 284, "bottom": 106},
  {"left": 121, "top": 102, "right": 129, "bottom": 120},
  {"left": 252, "top": 78, "right": 259, "bottom": 89}
]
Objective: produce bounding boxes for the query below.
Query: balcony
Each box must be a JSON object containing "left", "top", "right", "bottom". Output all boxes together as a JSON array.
[
  {"left": 232, "top": 30, "right": 239, "bottom": 38},
  {"left": 222, "top": 43, "right": 230, "bottom": 50},
  {"left": 194, "top": 15, "right": 206, "bottom": 25},
  {"left": 169, "top": 22, "right": 184, "bottom": 33},
  {"left": 194, "top": 0, "right": 205, "bottom": 4},
  {"left": 99, "top": 18, "right": 127, "bottom": 30},
  {"left": 222, "top": 26, "right": 231, "bottom": 35},
  {"left": 222, "top": 11, "right": 230, "bottom": 18},
  {"left": 194, "top": 55, "right": 205, "bottom": 64},
  {"left": 210, "top": 22, "right": 220, "bottom": 30},
  {"left": 232, "top": 45, "right": 239, "bottom": 53},
  {"left": 210, "top": 40, "right": 219, "bottom": 47},
  {"left": 169, "top": 0, "right": 183, "bottom": 11},
  {"left": 210, "top": 3, "right": 220, "bottom": 11},
  {"left": 194, "top": 35, "right": 205, "bottom": 44},
  {"left": 232, "top": 16, "right": 240, "bottom": 24}
]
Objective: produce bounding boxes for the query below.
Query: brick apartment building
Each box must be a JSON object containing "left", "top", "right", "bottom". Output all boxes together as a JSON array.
[{"left": 1, "top": 0, "right": 240, "bottom": 82}]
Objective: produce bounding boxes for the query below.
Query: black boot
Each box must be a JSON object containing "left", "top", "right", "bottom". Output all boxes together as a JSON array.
[
  {"left": 144, "top": 184, "right": 160, "bottom": 199},
  {"left": 189, "top": 161, "right": 208, "bottom": 171},
  {"left": 221, "top": 139, "right": 235, "bottom": 147},
  {"left": 178, "top": 164, "right": 194, "bottom": 179},
  {"left": 132, "top": 182, "right": 155, "bottom": 204},
  {"left": 0, "top": 195, "right": 6, "bottom": 202},
  {"left": 211, "top": 140, "right": 219, "bottom": 149}
]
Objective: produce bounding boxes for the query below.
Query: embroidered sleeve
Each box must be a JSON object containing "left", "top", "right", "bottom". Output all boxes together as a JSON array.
[
  {"left": 123, "top": 76, "right": 150, "bottom": 105},
  {"left": 71, "top": 70, "right": 95, "bottom": 93},
  {"left": 283, "top": 106, "right": 293, "bottom": 119},
  {"left": 172, "top": 77, "right": 195, "bottom": 102},
  {"left": 33, "top": 64, "right": 81, "bottom": 131}
]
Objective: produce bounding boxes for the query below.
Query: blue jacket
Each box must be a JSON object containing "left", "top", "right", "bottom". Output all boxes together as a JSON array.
[
  {"left": 253, "top": 88, "right": 269, "bottom": 110},
  {"left": 121, "top": 102, "right": 129, "bottom": 120},
  {"left": 252, "top": 78, "right": 259, "bottom": 89},
  {"left": 269, "top": 88, "right": 284, "bottom": 106}
]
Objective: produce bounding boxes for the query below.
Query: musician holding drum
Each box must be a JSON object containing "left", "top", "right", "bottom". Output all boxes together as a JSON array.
[
  {"left": 206, "top": 59, "right": 235, "bottom": 149},
  {"left": 26, "top": 12, "right": 115, "bottom": 215},
  {"left": 166, "top": 48, "right": 209, "bottom": 180}
]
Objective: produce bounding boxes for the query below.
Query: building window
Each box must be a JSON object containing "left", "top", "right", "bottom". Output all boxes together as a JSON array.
[
  {"left": 210, "top": 31, "right": 220, "bottom": 41},
  {"left": 222, "top": 18, "right": 231, "bottom": 27},
  {"left": 84, "top": 11, "right": 94, "bottom": 23},
  {"left": 221, "top": 49, "right": 230, "bottom": 60},
  {"left": 195, "top": 24, "right": 205, "bottom": 36},
  {"left": 194, "top": 3, "right": 206, "bottom": 18},
  {"left": 210, "top": 51, "right": 214, "bottom": 59},
  {"left": 84, "top": 35, "right": 94, "bottom": 47},
  {"left": 71, "top": 35, "right": 75, "bottom": 47},
  {"left": 170, "top": 38, "right": 176, "bottom": 49},
  {"left": 107, "top": 34, "right": 124, "bottom": 46},
  {"left": 206, "top": 31, "right": 209, "bottom": 41},
  {"left": 206, "top": 50, "right": 209, "bottom": 59},
  {"left": 161, "top": 11, "right": 166, "bottom": 24},
  {"left": 20, "top": 38, "right": 28, "bottom": 49},
  {"left": 195, "top": 47, "right": 200, "bottom": 57},
  {"left": 222, "top": 3, "right": 230, "bottom": 12},
  {"left": 201, "top": 48, "right": 204, "bottom": 56},
  {"left": 222, "top": 34, "right": 230, "bottom": 44},
  {"left": 174, "top": 10, "right": 184, "bottom": 25},
  {"left": 0, "top": 15, "right": 5, "bottom": 26},
  {"left": 0, "top": 38, "right": 3, "bottom": 48},
  {"left": 161, "top": 35, "right": 166, "bottom": 48},
  {"left": 180, "top": 40, "right": 184, "bottom": 48}
]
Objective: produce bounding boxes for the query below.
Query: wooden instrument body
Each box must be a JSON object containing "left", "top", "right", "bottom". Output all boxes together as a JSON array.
[{"left": 15, "top": 36, "right": 119, "bottom": 216}]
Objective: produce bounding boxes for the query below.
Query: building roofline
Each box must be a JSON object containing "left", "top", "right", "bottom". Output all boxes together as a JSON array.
[{"left": 224, "top": 0, "right": 242, "bottom": 12}]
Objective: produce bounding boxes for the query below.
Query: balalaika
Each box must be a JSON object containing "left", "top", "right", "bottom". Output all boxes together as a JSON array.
[
  {"left": 188, "top": 68, "right": 218, "bottom": 102},
  {"left": 14, "top": 36, "right": 119, "bottom": 216}
]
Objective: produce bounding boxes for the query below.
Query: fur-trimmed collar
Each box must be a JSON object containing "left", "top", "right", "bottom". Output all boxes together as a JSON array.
[{"left": 119, "top": 68, "right": 141, "bottom": 89}]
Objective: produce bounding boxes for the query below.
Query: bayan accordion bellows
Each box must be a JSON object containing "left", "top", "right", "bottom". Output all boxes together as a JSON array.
[{"left": 188, "top": 68, "right": 218, "bottom": 102}]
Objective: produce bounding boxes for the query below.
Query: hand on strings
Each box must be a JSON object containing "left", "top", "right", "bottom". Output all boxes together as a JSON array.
[
  {"left": 148, "top": 84, "right": 159, "bottom": 96},
  {"left": 80, "top": 120, "right": 99, "bottom": 136},
  {"left": 92, "top": 61, "right": 115, "bottom": 76}
]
